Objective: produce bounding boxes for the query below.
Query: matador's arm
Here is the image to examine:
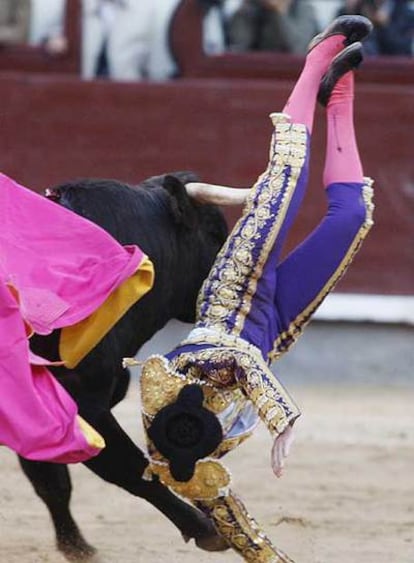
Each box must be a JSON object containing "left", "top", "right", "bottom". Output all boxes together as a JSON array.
[
  {"left": 234, "top": 354, "right": 301, "bottom": 437},
  {"left": 234, "top": 355, "right": 300, "bottom": 476}
]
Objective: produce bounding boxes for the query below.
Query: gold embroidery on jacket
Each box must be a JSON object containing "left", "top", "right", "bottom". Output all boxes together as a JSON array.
[
  {"left": 140, "top": 355, "right": 189, "bottom": 417},
  {"left": 170, "top": 345, "right": 300, "bottom": 435},
  {"left": 150, "top": 459, "right": 231, "bottom": 500}
]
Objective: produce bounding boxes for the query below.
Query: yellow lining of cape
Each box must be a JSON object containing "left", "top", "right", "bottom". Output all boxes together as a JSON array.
[
  {"left": 77, "top": 416, "right": 106, "bottom": 450},
  {"left": 59, "top": 256, "right": 154, "bottom": 369}
]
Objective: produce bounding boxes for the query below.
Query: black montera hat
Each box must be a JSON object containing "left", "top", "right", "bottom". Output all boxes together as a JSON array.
[{"left": 147, "top": 384, "right": 223, "bottom": 482}]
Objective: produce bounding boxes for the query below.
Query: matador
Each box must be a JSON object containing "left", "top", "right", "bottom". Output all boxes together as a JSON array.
[{"left": 126, "top": 15, "right": 375, "bottom": 562}]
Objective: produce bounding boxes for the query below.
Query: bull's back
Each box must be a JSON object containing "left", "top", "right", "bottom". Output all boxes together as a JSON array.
[{"left": 51, "top": 179, "right": 168, "bottom": 252}]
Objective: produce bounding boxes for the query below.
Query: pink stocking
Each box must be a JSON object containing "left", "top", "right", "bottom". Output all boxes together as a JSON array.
[
  {"left": 283, "top": 35, "right": 347, "bottom": 133},
  {"left": 323, "top": 71, "right": 364, "bottom": 187}
]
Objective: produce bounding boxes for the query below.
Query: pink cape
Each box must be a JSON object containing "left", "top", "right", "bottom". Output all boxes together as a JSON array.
[{"left": 0, "top": 173, "right": 145, "bottom": 463}]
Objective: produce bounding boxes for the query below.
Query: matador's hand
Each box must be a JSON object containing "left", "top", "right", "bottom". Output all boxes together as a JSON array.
[{"left": 271, "top": 424, "right": 294, "bottom": 478}]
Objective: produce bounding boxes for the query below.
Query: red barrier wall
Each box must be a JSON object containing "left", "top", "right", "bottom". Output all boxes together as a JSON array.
[{"left": 0, "top": 0, "right": 412, "bottom": 296}]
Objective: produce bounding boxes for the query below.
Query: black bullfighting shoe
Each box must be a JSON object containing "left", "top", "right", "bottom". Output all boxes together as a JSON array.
[
  {"left": 317, "top": 42, "right": 364, "bottom": 107},
  {"left": 308, "top": 15, "right": 373, "bottom": 52}
]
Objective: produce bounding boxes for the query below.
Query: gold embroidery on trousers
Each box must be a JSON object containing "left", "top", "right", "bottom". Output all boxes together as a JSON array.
[
  {"left": 196, "top": 490, "right": 295, "bottom": 562},
  {"left": 269, "top": 177, "right": 375, "bottom": 361},
  {"left": 195, "top": 118, "right": 308, "bottom": 337}
]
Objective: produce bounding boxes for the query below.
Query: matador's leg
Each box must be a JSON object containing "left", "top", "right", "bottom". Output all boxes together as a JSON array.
[
  {"left": 270, "top": 68, "right": 375, "bottom": 359},
  {"left": 195, "top": 489, "right": 294, "bottom": 562},
  {"left": 195, "top": 114, "right": 310, "bottom": 354},
  {"left": 270, "top": 177, "right": 374, "bottom": 358}
]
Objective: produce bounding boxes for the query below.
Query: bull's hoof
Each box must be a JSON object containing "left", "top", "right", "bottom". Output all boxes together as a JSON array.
[
  {"left": 57, "top": 537, "right": 98, "bottom": 562},
  {"left": 183, "top": 533, "right": 230, "bottom": 552}
]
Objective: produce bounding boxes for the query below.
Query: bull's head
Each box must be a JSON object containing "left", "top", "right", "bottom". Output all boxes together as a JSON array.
[
  {"left": 160, "top": 173, "right": 245, "bottom": 324},
  {"left": 162, "top": 174, "right": 249, "bottom": 223}
]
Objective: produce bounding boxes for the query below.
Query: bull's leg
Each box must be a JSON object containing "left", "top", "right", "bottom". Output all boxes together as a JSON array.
[
  {"left": 18, "top": 457, "right": 96, "bottom": 561},
  {"left": 82, "top": 409, "right": 228, "bottom": 551}
]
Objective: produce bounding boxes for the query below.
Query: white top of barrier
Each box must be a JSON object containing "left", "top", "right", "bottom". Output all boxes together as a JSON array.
[{"left": 314, "top": 293, "right": 414, "bottom": 325}]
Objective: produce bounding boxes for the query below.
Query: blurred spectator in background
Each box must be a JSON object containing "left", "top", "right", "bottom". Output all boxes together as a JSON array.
[
  {"left": 82, "top": 0, "right": 183, "bottom": 81},
  {"left": 198, "top": 0, "right": 243, "bottom": 53},
  {"left": 82, "top": 0, "right": 139, "bottom": 79},
  {"left": 337, "top": 0, "right": 414, "bottom": 55},
  {"left": 29, "top": 0, "right": 68, "bottom": 56},
  {"left": 82, "top": 0, "right": 232, "bottom": 82},
  {"left": 24, "top": 0, "right": 236, "bottom": 81},
  {"left": 0, "top": 0, "right": 30, "bottom": 46},
  {"left": 227, "top": 0, "right": 320, "bottom": 54},
  {"left": 198, "top": 0, "right": 227, "bottom": 54}
]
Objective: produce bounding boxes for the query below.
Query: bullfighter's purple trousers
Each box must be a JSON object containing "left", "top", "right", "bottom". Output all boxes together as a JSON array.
[{"left": 195, "top": 115, "right": 374, "bottom": 364}]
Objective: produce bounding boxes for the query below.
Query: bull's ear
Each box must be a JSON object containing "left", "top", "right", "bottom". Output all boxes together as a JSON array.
[{"left": 162, "top": 175, "right": 196, "bottom": 229}]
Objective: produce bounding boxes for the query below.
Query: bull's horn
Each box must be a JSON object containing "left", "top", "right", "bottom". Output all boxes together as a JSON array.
[{"left": 185, "top": 182, "right": 250, "bottom": 206}]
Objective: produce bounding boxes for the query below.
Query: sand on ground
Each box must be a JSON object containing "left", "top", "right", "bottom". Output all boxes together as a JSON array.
[{"left": 1, "top": 380, "right": 413, "bottom": 563}]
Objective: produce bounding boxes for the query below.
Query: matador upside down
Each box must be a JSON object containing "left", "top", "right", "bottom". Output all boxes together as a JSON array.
[{"left": 125, "top": 15, "right": 375, "bottom": 562}]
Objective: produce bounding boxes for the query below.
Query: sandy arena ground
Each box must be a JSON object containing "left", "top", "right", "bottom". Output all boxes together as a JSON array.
[{"left": 1, "top": 322, "right": 413, "bottom": 563}]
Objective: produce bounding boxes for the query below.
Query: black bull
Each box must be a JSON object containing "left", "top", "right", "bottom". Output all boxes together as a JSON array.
[{"left": 20, "top": 172, "right": 230, "bottom": 560}]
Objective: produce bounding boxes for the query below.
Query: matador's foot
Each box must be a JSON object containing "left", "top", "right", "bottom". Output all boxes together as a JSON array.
[
  {"left": 317, "top": 42, "right": 363, "bottom": 106},
  {"left": 308, "top": 15, "right": 373, "bottom": 52}
]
